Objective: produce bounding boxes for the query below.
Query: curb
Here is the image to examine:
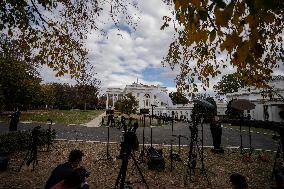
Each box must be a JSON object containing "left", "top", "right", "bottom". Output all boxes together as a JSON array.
[
  {"left": 222, "top": 126, "right": 276, "bottom": 136},
  {"left": 53, "top": 139, "right": 276, "bottom": 152}
]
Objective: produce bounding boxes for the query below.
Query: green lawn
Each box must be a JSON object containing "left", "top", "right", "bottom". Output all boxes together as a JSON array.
[
  {"left": 101, "top": 115, "right": 166, "bottom": 127},
  {"left": 0, "top": 109, "right": 104, "bottom": 125},
  {"left": 222, "top": 124, "right": 276, "bottom": 135}
]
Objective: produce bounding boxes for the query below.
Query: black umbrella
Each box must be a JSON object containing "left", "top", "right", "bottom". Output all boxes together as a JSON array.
[
  {"left": 193, "top": 99, "right": 215, "bottom": 109},
  {"left": 231, "top": 99, "right": 255, "bottom": 111}
]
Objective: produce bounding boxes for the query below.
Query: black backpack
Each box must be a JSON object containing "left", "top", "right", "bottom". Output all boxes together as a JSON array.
[{"left": 146, "top": 147, "right": 165, "bottom": 171}]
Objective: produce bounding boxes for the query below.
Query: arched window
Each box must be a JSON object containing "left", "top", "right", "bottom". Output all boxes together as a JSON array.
[{"left": 144, "top": 94, "right": 150, "bottom": 107}]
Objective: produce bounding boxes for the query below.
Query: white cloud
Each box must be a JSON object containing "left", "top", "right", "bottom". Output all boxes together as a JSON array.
[
  {"left": 39, "top": 0, "right": 179, "bottom": 92},
  {"left": 84, "top": 0, "right": 176, "bottom": 91},
  {"left": 40, "top": 0, "right": 284, "bottom": 95}
]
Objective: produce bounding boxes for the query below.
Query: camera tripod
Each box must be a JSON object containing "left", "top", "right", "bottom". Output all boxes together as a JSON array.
[
  {"left": 18, "top": 126, "right": 41, "bottom": 172},
  {"left": 114, "top": 150, "right": 149, "bottom": 189},
  {"left": 138, "top": 114, "right": 146, "bottom": 162},
  {"left": 184, "top": 118, "right": 211, "bottom": 187},
  {"left": 271, "top": 134, "right": 284, "bottom": 180},
  {"left": 170, "top": 134, "right": 188, "bottom": 171},
  {"left": 45, "top": 119, "right": 59, "bottom": 152},
  {"left": 94, "top": 126, "right": 113, "bottom": 163}
]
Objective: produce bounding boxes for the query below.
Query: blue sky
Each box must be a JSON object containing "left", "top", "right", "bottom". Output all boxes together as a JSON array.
[
  {"left": 40, "top": 0, "right": 284, "bottom": 95},
  {"left": 142, "top": 67, "right": 176, "bottom": 87},
  {"left": 41, "top": 0, "right": 180, "bottom": 93}
]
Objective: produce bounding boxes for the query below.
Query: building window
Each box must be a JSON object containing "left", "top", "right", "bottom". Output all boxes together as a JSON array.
[
  {"left": 137, "top": 93, "right": 140, "bottom": 97},
  {"left": 144, "top": 94, "right": 150, "bottom": 107}
]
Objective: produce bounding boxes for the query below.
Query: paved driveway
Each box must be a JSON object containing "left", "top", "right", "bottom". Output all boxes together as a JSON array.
[{"left": 0, "top": 121, "right": 278, "bottom": 151}]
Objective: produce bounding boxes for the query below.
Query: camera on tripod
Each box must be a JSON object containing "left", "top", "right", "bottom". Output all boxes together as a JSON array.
[
  {"left": 115, "top": 121, "right": 149, "bottom": 189},
  {"left": 120, "top": 122, "right": 139, "bottom": 155}
]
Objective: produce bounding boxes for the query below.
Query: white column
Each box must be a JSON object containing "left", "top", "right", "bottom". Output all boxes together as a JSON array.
[
  {"left": 106, "top": 94, "right": 109, "bottom": 109},
  {"left": 112, "top": 94, "right": 114, "bottom": 108}
]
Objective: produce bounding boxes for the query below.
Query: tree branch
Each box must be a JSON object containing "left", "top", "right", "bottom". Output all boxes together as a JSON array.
[{"left": 30, "top": 0, "right": 48, "bottom": 31}]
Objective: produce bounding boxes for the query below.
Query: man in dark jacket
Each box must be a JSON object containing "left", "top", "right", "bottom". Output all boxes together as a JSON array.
[
  {"left": 45, "top": 149, "right": 84, "bottom": 189},
  {"left": 210, "top": 116, "right": 223, "bottom": 152}
]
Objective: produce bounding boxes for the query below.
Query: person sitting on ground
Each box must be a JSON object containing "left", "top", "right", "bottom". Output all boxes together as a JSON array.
[
  {"left": 45, "top": 149, "right": 84, "bottom": 189},
  {"left": 230, "top": 173, "right": 248, "bottom": 189},
  {"left": 50, "top": 167, "right": 90, "bottom": 189}
]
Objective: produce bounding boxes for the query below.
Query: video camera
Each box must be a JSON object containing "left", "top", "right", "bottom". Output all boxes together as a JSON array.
[{"left": 120, "top": 122, "right": 139, "bottom": 154}]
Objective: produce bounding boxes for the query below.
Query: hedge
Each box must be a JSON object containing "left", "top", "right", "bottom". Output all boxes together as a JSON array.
[{"left": 0, "top": 128, "right": 56, "bottom": 153}]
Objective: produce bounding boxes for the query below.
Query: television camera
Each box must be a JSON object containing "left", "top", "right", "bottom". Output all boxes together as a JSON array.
[
  {"left": 120, "top": 122, "right": 139, "bottom": 155},
  {"left": 115, "top": 121, "right": 149, "bottom": 189}
]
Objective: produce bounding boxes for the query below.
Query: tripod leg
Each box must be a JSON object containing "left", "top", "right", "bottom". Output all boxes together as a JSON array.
[
  {"left": 240, "top": 120, "right": 243, "bottom": 154},
  {"left": 139, "top": 115, "right": 146, "bottom": 162},
  {"left": 271, "top": 141, "right": 281, "bottom": 180},
  {"left": 130, "top": 153, "right": 149, "bottom": 189},
  {"left": 32, "top": 146, "right": 38, "bottom": 171},
  {"left": 249, "top": 125, "right": 252, "bottom": 155},
  {"left": 184, "top": 159, "right": 191, "bottom": 186},
  {"left": 170, "top": 141, "right": 173, "bottom": 171},
  {"left": 119, "top": 156, "right": 128, "bottom": 189},
  {"left": 184, "top": 137, "right": 194, "bottom": 186},
  {"left": 114, "top": 154, "right": 128, "bottom": 189},
  {"left": 18, "top": 150, "right": 30, "bottom": 172},
  {"left": 106, "top": 126, "right": 111, "bottom": 160}
]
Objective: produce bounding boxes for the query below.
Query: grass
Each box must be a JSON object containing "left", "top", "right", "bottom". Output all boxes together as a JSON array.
[
  {"left": 101, "top": 114, "right": 166, "bottom": 127},
  {"left": 222, "top": 124, "right": 276, "bottom": 135},
  {"left": 0, "top": 109, "right": 104, "bottom": 125}
]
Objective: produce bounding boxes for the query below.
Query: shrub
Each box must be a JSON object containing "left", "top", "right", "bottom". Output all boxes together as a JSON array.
[{"left": 0, "top": 128, "right": 55, "bottom": 153}]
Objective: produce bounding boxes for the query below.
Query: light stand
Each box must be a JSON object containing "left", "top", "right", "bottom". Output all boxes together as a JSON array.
[
  {"left": 47, "top": 119, "right": 52, "bottom": 152},
  {"left": 139, "top": 114, "right": 146, "bottom": 162},
  {"left": 150, "top": 126, "right": 153, "bottom": 148},
  {"left": 200, "top": 116, "right": 205, "bottom": 174},
  {"left": 240, "top": 114, "right": 244, "bottom": 155},
  {"left": 170, "top": 139, "right": 173, "bottom": 171},
  {"left": 170, "top": 134, "right": 188, "bottom": 171},
  {"left": 106, "top": 126, "right": 112, "bottom": 160},
  {"left": 150, "top": 104, "right": 157, "bottom": 126},
  {"left": 171, "top": 111, "right": 174, "bottom": 134},
  {"left": 249, "top": 122, "right": 252, "bottom": 155},
  {"left": 94, "top": 126, "right": 112, "bottom": 163},
  {"left": 172, "top": 134, "right": 188, "bottom": 156}
]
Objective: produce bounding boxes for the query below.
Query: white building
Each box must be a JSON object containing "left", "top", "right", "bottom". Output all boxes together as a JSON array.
[
  {"left": 105, "top": 76, "right": 284, "bottom": 122},
  {"left": 226, "top": 75, "right": 284, "bottom": 122},
  {"left": 106, "top": 82, "right": 226, "bottom": 120},
  {"left": 106, "top": 82, "right": 172, "bottom": 111}
]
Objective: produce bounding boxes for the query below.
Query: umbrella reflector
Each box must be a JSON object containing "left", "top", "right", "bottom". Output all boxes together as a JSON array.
[
  {"left": 193, "top": 99, "right": 215, "bottom": 109},
  {"left": 231, "top": 99, "right": 256, "bottom": 111}
]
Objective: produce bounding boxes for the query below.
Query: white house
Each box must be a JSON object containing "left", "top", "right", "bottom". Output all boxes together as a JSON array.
[
  {"left": 106, "top": 82, "right": 226, "bottom": 120},
  {"left": 106, "top": 82, "right": 172, "bottom": 111},
  {"left": 105, "top": 76, "right": 284, "bottom": 122}
]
